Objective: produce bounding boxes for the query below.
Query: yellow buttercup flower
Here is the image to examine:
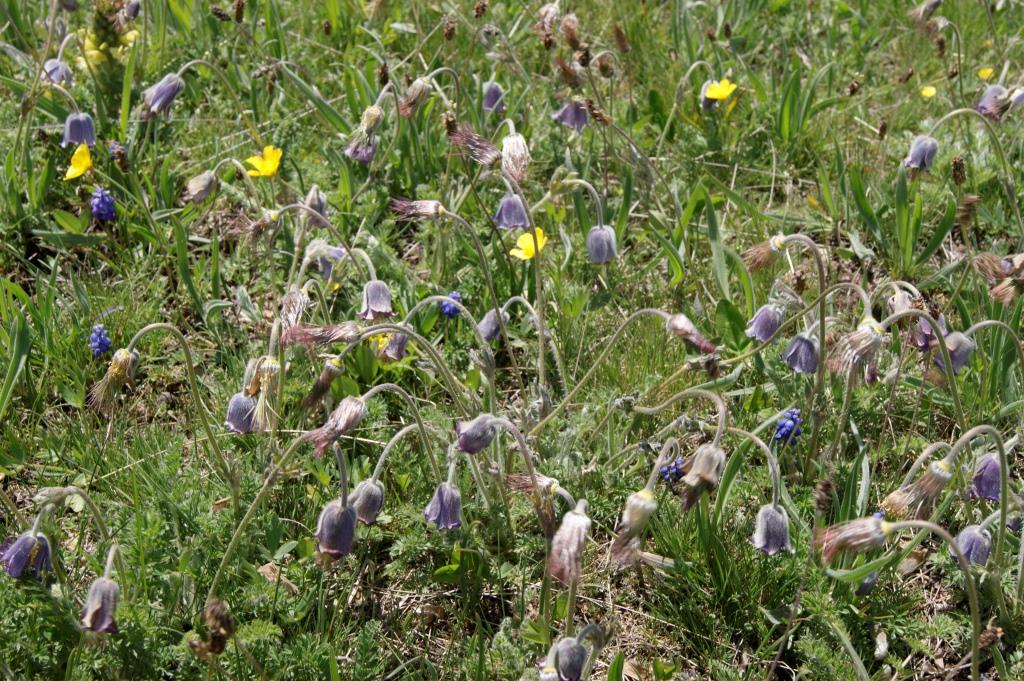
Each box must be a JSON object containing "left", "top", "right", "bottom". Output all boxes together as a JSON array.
[
  {"left": 977, "top": 67, "right": 994, "bottom": 81},
  {"left": 245, "top": 145, "right": 282, "bottom": 177},
  {"left": 64, "top": 144, "right": 93, "bottom": 181},
  {"left": 920, "top": 85, "right": 936, "bottom": 98},
  {"left": 509, "top": 228, "right": 548, "bottom": 260},
  {"left": 704, "top": 78, "right": 737, "bottom": 101}
]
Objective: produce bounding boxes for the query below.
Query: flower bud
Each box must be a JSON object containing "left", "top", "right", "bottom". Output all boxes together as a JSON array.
[
  {"left": 751, "top": 504, "right": 792, "bottom": 555},
  {"left": 350, "top": 479, "right": 385, "bottom": 524},
  {"left": 456, "top": 414, "right": 497, "bottom": 453},
  {"left": 424, "top": 482, "right": 462, "bottom": 529},
  {"left": 585, "top": 224, "right": 617, "bottom": 264},
  {"left": 81, "top": 577, "right": 119, "bottom": 634},
  {"left": 315, "top": 499, "right": 357, "bottom": 562}
]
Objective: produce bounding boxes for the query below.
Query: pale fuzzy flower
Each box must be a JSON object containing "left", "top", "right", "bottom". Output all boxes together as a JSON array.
[
  {"left": 751, "top": 504, "right": 793, "bottom": 555},
  {"left": 881, "top": 459, "right": 953, "bottom": 519},
  {"left": 816, "top": 516, "right": 890, "bottom": 564},
  {"left": 547, "top": 500, "right": 591, "bottom": 584},
  {"left": 398, "top": 77, "right": 433, "bottom": 117},
  {"left": 681, "top": 444, "right": 726, "bottom": 510},
  {"left": 279, "top": 287, "right": 311, "bottom": 330},
  {"left": 666, "top": 313, "right": 716, "bottom": 353},
  {"left": 500, "top": 132, "right": 530, "bottom": 182},
  {"left": 280, "top": 322, "right": 363, "bottom": 347},
  {"left": 450, "top": 124, "right": 501, "bottom": 167},
  {"left": 829, "top": 317, "right": 886, "bottom": 375},
  {"left": 252, "top": 357, "right": 281, "bottom": 432},
  {"left": 180, "top": 170, "right": 218, "bottom": 204},
  {"left": 390, "top": 197, "right": 444, "bottom": 222},
  {"left": 611, "top": 488, "right": 657, "bottom": 567},
  {"left": 88, "top": 348, "right": 140, "bottom": 415},
  {"left": 309, "top": 396, "right": 368, "bottom": 457},
  {"left": 741, "top": 233, "right": 785, "bottom": 272}
]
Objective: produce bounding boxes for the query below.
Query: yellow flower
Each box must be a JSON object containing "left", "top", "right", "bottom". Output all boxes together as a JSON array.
[
  {"left": 245, "top": 145, "right": 282, "bottom": 177},
  {"left": 920, "top": 85, "right": 936, "bottom": 98},
  {"left": 704, "top": 78, "right": 737, "bottom": 101},
  {"left": 64, "top": 144, "right": 93, "bottom": 181},
  {"left": 509, "top": 228, "right": 548, "bottom": 260},
  {"left": 977, "top": 67, "right": 994, "bottom": 81}
]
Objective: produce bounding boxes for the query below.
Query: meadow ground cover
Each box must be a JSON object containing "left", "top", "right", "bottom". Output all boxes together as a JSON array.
[{"left": 1, "top": 0, "right": 1024, "bottom": 678}]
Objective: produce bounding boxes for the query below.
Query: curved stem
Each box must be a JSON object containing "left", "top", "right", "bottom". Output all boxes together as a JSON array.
[
  {"left": 491, "top": 416, "right": 542, "bottom": 509},
  {"left": 63, "top": 486, "right": 129, "bottom": 582},
  {"left": 901, "top": 443, "right": 951, "bottom": 488},
  {"left": 965, "top": 321, "right": 1024, "bottom": 415},
  {"left": 528, "top": 308, "right": 671, "bottom": 437},
  {"left": 563, "top": 178, "right": 605, "bottom": 225},
  {"left": 370, "top": 422, "right": 439, "bottom": 482},
  {"left": 633, "top": 388, "right": 729, "bottom": 445},
  {"left": 501, "top": 295, "right": 569, "bottom": 393},
  {"left": 655, "top": 60, "right": 714, "bottom": 156},
  {"left": 125, "top": 323, "right": 238, "bottom": 516},
  {"left": 210, "top": 157, "right": 261, "bottom": 205},
  {"left": 880, "top": 310, "right": 967, "bottom": 430},
  {"left": 361, "top": 383, "right": 439, "bottom": 482},
  {"left": 207, "top": 433, "right": 311, "bottom": 602},
  {"left": 726, "top": 427, "right": 781, "bottom": 508},
  {"left": 46, "top": 83, "right": 79, "bottom": 112},
  {"left": 945, "top": 425, "right": 1010, "bottom": 572},
  {"left": 885, "top": 520, "right": 981, "bottom": 681}
]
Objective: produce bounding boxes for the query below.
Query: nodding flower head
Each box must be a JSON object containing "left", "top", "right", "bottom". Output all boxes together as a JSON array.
[
  {"left": 681, "top": 444, "right": 726, "bottom": 510},
  {"left": 281, "top": 322, "right": 362, "bottom": 348},
  {"left": 424, "top": 482, "right": 462, "bottom": 530},
  {"left": 314, "top": 499, "right": 357, "bottom": 564},
  {"left": 350, "top": 478, "right": 385, "bottom": 525},
  {"left": 782, "top": 332, "right": 819, "bottom": 374},
  {"left": 881, "top": 459, "right": 952, "bottom": 519},
  {"left": 933, "top": 331, "right": 975, "bottom": 374},
  {"left": 910, "top": 313, "right": 947, "bottom": 351},
  {"left": 301, "top": 357, "right": 345, "bottom": 410},
  {"left": 773, "top": 408, "right": 802, "bottom": 446},
  {"left": 554, "top": 637, "right": 587, "bottom": 681},
  {"left": 666, "top": 313, "right": 716, "bottom": 354},
  {"left": 62, "top": 112, "right": 95, "bottom": 148},
  {"left": 2, "top": 531, "right": 52, "bottom": 580},
  {"left": 973, "top": 252, "right": 1019, "bottom": 285},
  {"left": 88, "top": 324, "right": 112, "bottom": 358},
  {"left": 450, "top": 124, "right": 502, "bottom": 167},
  {"left": 493, "top": 193, "right": 529, "bottom": 230},
  {"left": 548, "top": 500, "right": 591, "bottom": 584},
  {"left": 752, "top": 504, "right": 793, "bottom": 555},
  {"left": 88, "top": 348, "right": 140, "bottom": 415},
  {"left": 398, "top": 76, "right": 433, "bottom": 117},
  {"left": 953, "top": 525, "right": 991, "bottom": 566},
  {"left": 81, "top": 576, "right": 119, "bottom": 634},
  {"left": 142, "top": 72, "right": 186, "bottom": 117},
  {"left": 830, "top": 316, "right": 886, "bottom": 375},
  {"left": 202, "top": 600, "right": 235, "bottom": 656},
  {"left": 552, "top": 100, "right": 589, "bottom": 132},
  {"left": 310, "top": 396, "right": 368, "bottom": 457},
  {"left": 376, "top": 328, "right": 411, "bottom": 363},
  {"left": 224, "top": 391, "right": 257, "bottom": 434},
  {"left": 908, "top": 0, "right": 942, "bottom": 25},
  {"left": 887, "top": 290, "right": 914, "bottom": 317},
  {"left": 970, "top": 454, "right": 1000, "bottom": 501},
  {"left": 360, "top": 104, "right": 384, "bottom": 134},
  {"left": 390, "top": 197, "right": 444, "bottom": 222},
  {"left": 976, "top": 84, "right": 1010, "bottom": 121},
  {"left": 43, "top": 58, "right": 73, "bottom": 87},
  {"left": 280, "top": 287, "right": 312, "bottom": 331},
  {"left": 482, "top": 82, "right": 505, "bottom": 113},
  {"left": 252, "top": 357, "right": 281, "bottom": 432},
  {"left": 358, "top": 280, "right": 395, "bottom": 322},
  {"left": 501, "top": 132, "right": 530, "bottom": 183},
  {"left": 745, "top": 303, "right": 785, "bottom": 344},
  {"left": 903, "top": 135, "right": 939, "bottom": 173},
  {"left": 304, "top": 184, "right": 328, "bottom": 219},
  {"left": 586, "top": 224, "right": 618, "bottom": 264},
  {"left": 478, "top": 308, "right": 509, "bottom": 342},
  {"left": 345, "top": 135, "right": 378, "bottom": 164},
  {"left": 699, "top": 80, "right": 718, "bottom": 111},
  {"left": 181, "top": 170, "right": 219, "bottom": 205},
  {"left": 456, "top": 414, "right": 497, "bottom": 454},
  {"left": 741, "top": 233, "right": 786, "bottom": 272},
  {"left": 611, "top": 488, "right": 657, "bottom": 567},
  {"left": 816, "top": 516, "right": 890, "bottom": 563},
  {"left": 304, "top": 238, "right": 347, "bottom": 283}
]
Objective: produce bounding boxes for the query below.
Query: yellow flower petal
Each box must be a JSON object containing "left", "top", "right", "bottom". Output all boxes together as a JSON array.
[
  {"left": 64, "top": 143, "right": 92, "bottom": 181},
  {"left": 704, "top": 78, "right": 737, "bottom": 101},
  {"left": 509, "top": 228, "right": 548, "bottom": 260},
  {"left": 920, "top": 85, "right": 937, "bottom": 98},
  {"left": 245, "top": 145, "right": 282, "bottom": 177},
  {"left": 977, "top": 67, "right": 994, "bottom": 81}
]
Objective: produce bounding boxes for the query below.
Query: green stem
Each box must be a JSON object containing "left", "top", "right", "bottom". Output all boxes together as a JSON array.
[
  {"left": 633, "top": 387, "right": 730, "bottom": 445},
  {"left": 361, "top": 383, "right": 440, "bottom": 483}
]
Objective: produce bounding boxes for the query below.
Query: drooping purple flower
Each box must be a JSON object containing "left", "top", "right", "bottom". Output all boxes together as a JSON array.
[
  {"left": 88, "top": 324, "right": 112, "bottom": 358},
  {"left": 911, "top": 313, "right": 947, "bottom": 351},
  {"left": 554, "top": 637, "right": 587, "bottom": 681},
  {"left": 970, "top": 454, "right": 1000, "bottom": 501},
  {"left": 125, "top": 0, "right": 141, "bottom": 19},
  {"left": 43, "top": 58, "right": 73, "bottom": 87},
  {"left": 586, "top": 224, "right": 618, "bottom": 264},
  {"left": 745, "top": 304, "right": 784, "bottom": 343},
  {"left": 903, "top": 135, "right": 938, "bottom": 173},
  {"left": 933, "top": 331, "right": 976, "bottom": 374},
  {"left": 2, "top": 532, "right": 52, "bottom": 580},
  {"left": 782, "top": 333, "right": 819, "bottom": 374},
  {"left": 142, "top": 72, "right": 186, "bottom": 117},
  {"left": 62, "top": 112, "right": 95, "bottom": 148},
  {"left": 345, "top": 136, "right": 377, "bottom": 164},
  {"left": 314, "top": 499, "right": 357, "bottom": 562},
  {"left": 478, "top": 308, "right": 509, "bottom": 342},
  {"left": 81, "top": 576, "right": 119, "bottom": 634},
  {"left": 424, "top": 482, "right": 462, "bottom": 529},
  {"left": 493, "top": 193, "right": 529, "bottom": 229},
  {"left": 483, "top": 82, "right": 506, "bottom": 114},
  {"left": 350, "top": 479, "right": 385, "bottom": 525},
  {"left": 552, "top": 100, "right": 588, "bottom": 132},
  {"left": 976, "top": 84, "right": 1010, "bottom": 121},
  {"left": 224, "top": 392, "right": 257, "bottom": 434},
  {"left": 952, "top": 525, "right": 991, "bottom": 565},
  {"left": 358, "top": 280, "right": 394, "bottom": 321},
  {"left": 377, "top": 329, "right": 411, "bottom": 363},
  {"left": 90, "top": 188, "right": 116, "bottom": 222},
  {"left": 751, "top": 504, "right": 793, "bottom": 555},
  {"left": 439, "top": 291, "right": 462, "bottom": 318},
  {"left": 699, "top": 80, "right": 716, "bottom": 111},
  {"left": 457, "top": 414, "right": 497, "bottom": 454}
]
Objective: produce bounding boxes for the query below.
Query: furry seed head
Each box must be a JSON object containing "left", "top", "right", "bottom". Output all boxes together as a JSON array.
[
  {"left": 548, "top": 500, "right": 591, "bottom": 584},
  {"left": 816, "top": 516, "right": 889, "bottom": 563}
]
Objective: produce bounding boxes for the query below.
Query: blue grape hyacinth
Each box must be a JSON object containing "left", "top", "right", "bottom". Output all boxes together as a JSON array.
[
  {"left": 91, "top": 188, "right": 116, "bottom": 222},
  {"left": 774, "top": 408, "right": 802, "bottom": 446},
  {"left": 439, "top": 291, "right": 462, "bottom": 319},
  {"left": 88, "top": 324, "right": 112, "bottom": 358},
  {"left": 659, "top": 457, "right": 688, "bottom": 483}
]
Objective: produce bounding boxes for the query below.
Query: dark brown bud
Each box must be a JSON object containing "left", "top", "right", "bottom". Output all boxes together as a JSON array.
[
  {"left": 443, "top": 15, "right": 456, "bottom": 41},
  {"left": 596, "top": 54, "right": 614, "bottom": 78},
  {"left": 232, "top": 0, "right": 244, "bottom": 23},
  {"left": 204, "top": 600, "right": 235, "bottom": 655},
  {"left": 322, "top": 19, "right": 331, "bottom": 35},
  {"left": 877, "top": 119, "right": 887, "bottom": 140},
  {"left": 585, "top": 99, "right": 611, "bottom": 125},
  {"left": 979, "top": 625, "right": 1003, "bottom": 650},
  {"left": 956, "top": 194, "right": 979, "bottom": 227},
  {"left": 541, "top": 31, "right": 554, "bottom": 50},
  {"left": 951, "top": 156, "right": 967, "bottom": 186},
  {"left": 575, "top": 46, "right": 591, "bottom": 68},
  {"left": 377, "top": 63, "right": 389, "bottom": 87},
  {"left": 723, "top": 21, "right": 732, "bottom": 38},
  {"left": 443, "top": 110, "right": 458, "bottom": 137},
  {"left": 474, "top": 0, "right": 487, "bottom": 18},
  {"left": 847, "top": 80, "right": 860, "bottom": 96},
  {"left": 555, "top": 56, "right": 581, "bottom": 88},
  {"left": 935, "top": 35, "right": 945, "bottom": 57},
  {"left": 705, "top": 27, "right": 717, "bottom": 41},
  {"left": 815, "top": 479, "right": 833, "bottom": 513},
  {"left": 211, "top": 6, "right": 231, "bottom": 21},
  {"left": 612, "top": 24, "right": 629, "bottom": 53},
  {"left": 947, "top": 62, "right": 959, "bottom": 79},
  {"left": 898, "top": 67, "right": 914, "bottom": 83}
]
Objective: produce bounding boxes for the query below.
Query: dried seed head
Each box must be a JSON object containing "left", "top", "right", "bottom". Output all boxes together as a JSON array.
[
  {"left": 398, "top": 77, "right": 433, "bottom": 117},
  {"left": 501, "top": 132, "right": 530, "bottom": 183},
  {"left": 450, "top": 124, "right": 501, "bottom": 167},
  {"left": 815, "top": 478, "right": 833, "bottom": 512},
  {"left": 548, "top": 500, "right": 591, "bottom": 584},
  {"left": 204, "top": 600, "right": 235, "bottom": 655},
  {"left": 442, "top": 15, "right": 456, "bottom": 40},
  {"left": 816, "top": 516, "right": 890, "bottom": 563},
  {"left": 847, "top": 80, "right": 860, "bottom": 96},
  {"left": 596, "top": 54, "right": 615, "bottom": 78},
  {"left": 88, "top": 348, "right": 140, "bottom": 415},
  {"left": 377, "top": 63, "right": 389, "bottom": 87},
  {"left": 951, "top": 156, "right": 967, "bottom": 186},
  {"left": 973, "top": 251, "right": 1010, "bottom": 285},
  {"left": 390, "top": 197, "right": 445, "bottom": 222},
  {"left": 881, "top": 459, "right": 952, "bottom": 518},
  {"left": 281, "top": 322, "right": 362, "bottom": 347},
  {"left": 612, "top": 24, "right": 630, "bottom": 52},
  {"left": 555, "top": 56, "right": 582, "bottom": 89},
  {"left": 561, "top": 13, "right": 581, "bottom": 50},
  {"left": 301, "top": 357, "right": 344, "bottom": 410},
  {"left": 474, "top": 0, "right": 487, "bottom": 18},
  {"left": 309, "top": 396, "right": 369, "bottom": 457},
  {"left": 666, "top": 313, "right": 717, "bottom": 354},
  {"left": 741, "top": 233, "right": 786, "bottom": 272}
]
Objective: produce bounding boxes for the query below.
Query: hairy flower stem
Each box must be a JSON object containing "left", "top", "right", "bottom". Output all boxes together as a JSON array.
[
  {"left": 726, "top": 427, "right": 781, "bottom": 509},
  {"left": 633, "top": 388, "right": 730, "bottom": 445},
  {"left": 61, "top": 486, "right": 129, "bottom": 581},
  {"left": 503, "top": 296, "right": 569, "bottom": 393},
  {"left": 880, "top": 309, "right": 967, "bottom": 430},
  {"left": 824, "top": 369, "right": 858, "bottom": 468},
  {"left": 529, "top": 308, "right": 671, "bottom": 437},
  {"left": 207, "top": 432, "right": 311, "bottom": 602},
  {"left": 362, "top": 383, "right": 440, "bottom": 483},
  {"left": 928, "top": 108, "right": 1024, "bottom": 248},
  {"left": 126, "top": 323, "right": 239, "bottom": 518},
  {"left": 900, "top": 443, "right": 951, "bottom": 488},
  {"left": 886, "top": 521, "right": 981, "bottom": 681}
]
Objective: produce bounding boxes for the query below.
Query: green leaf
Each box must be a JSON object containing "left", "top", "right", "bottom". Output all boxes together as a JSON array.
[
  {"left": 0, "top": 313, "right": 30, "bottom": 423},
  {"left": 916, "top": 195, "right": 956, "bottom": 265},
  {"left": 52, "top": 209, "right": 86, "bottom": 234},
  {"left": 606, "top": 652, "right": 624, "bottom": 681},
  {"left": 714, "top": 298, "right": 749, "bottom": 351},
  {"left": 703, "top": 187, "right": 731, "bottom": 301}
]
